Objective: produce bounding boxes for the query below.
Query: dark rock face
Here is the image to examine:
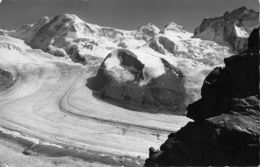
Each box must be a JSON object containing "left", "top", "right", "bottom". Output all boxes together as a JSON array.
[
  {"left": 187, "top": 51, "right": 259, "bottom": 122},
  {"left": 248, "top": 28, "right": 260, "bottom": 53},
  {"left": 0, "top": 68, "right": 15, "bottom": 92},
  {"left": 145, "top": 28, "right": 260, "bottom": 166},
  {"left": 149, "top": 35, "right": 177, "bottom": 55}
]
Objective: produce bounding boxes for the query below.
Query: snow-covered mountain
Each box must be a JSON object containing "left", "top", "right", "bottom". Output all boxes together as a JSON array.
[
  {"left": 0, "top": 7, "right": 256, "bottom": 111},
  {"left": 0, "top": 12, "right": 236, "bottom": 108},
  {"left": 194, "top": 7, "right": 259, "bottom": 52},
  {"left": 3, "top": 14, "right": 159, "bottom": 64},
  {"left": 1, "top": 13, "right": 232, "bottom": 66}
]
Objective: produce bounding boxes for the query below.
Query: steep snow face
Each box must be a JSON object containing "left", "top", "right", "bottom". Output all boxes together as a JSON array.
[
  {"left": 234, "top": 24, "right": 249, "bottom": 38},
  {"left": 194, "top": 7, "right": 259, "bottom": 52},
  {"left": 10, "top": 14, "right": 114, "bottom": 62},
  {"left": 11, "top": 16, "right": 50, "bottom": 43},
  {"left": 88, "top": 48, "right": 186, "bottom": 113}
]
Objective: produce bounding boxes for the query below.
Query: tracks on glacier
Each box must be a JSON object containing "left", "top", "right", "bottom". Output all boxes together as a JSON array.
[{"left": 58, "top": 69, "right": 174, "bottom": 136}]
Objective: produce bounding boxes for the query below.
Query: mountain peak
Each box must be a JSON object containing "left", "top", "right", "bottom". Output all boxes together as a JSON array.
[
  {"left": 229, "top": 6, "right": 247, "bottom": 15},
  {"left": 134, "top": 23, "right": 160, "bottom": 41},
  {"left": 160, "top": 22, "right": 189, "bottom": 35},
  {"left": 163, "top": 22, "right": 185, "bottom": 31},
  {"left": 52, "top": 14, "right": 83, "bottom": 24},
  {"left": 140, "top": 23, "right": 159, "bottom": 29},
  {"left": 194, "top": 6, "right": 258, "bottom": 52}
]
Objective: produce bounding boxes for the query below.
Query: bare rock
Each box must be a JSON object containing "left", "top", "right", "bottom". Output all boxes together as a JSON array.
[
  {"left": 0, "top": 68, "right": 15, "bottom": 92},
  {"left": 87, "top": 48, "right": 186, "bottom": 113}
]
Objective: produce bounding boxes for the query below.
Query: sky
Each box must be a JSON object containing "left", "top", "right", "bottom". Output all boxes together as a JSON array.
[{"left": 0, "top": 0, "right": 258, "bottom": 32}]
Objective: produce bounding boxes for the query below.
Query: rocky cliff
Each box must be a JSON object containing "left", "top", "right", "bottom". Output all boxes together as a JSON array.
[
  {"left": 0, "top": 68, "right": 15, "bottom": 92},
  {"left": 145, "top": 28, "right": 260, "bottom": 166},
  {"left": 194, "top": 7, "right": 259, "bottom": 52}
]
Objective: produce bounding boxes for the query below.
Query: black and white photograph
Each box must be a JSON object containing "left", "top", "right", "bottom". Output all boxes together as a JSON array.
[{"left": 0, "top": 0, "right": 259, "bottom": 166}]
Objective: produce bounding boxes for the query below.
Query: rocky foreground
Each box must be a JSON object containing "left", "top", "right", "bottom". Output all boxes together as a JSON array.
[{"left": 145, "top": 28, "right": 259, "bottom": 166}]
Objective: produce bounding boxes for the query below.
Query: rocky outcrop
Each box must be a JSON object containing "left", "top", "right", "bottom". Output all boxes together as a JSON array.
[
  {"left": 0, "top": 68, "right": 15, "bottom": 92},
  {"left": 145, "top": 28, "right": 259, "bottom": 166},
  {"left": 194, "top": 7, "right": 259, "bottom": 52},
  {"left": 87, "top": 48, "right": 186, "bottom": 113},
  {"left": 149, "top": 35, "right": 177, "bottom": 55}
]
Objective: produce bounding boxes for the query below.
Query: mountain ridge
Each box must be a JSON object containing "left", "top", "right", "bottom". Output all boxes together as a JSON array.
[
  {"left": 0, "top": 6, "right": 256, "bottom": 109},
  {"left": 193, "top": 6, "right": 259, "bottom": 52}
]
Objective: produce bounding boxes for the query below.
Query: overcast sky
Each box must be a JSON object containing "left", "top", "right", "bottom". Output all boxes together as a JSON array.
[{"left": 0, "top": 0, "right": 258, "bottom": 32}]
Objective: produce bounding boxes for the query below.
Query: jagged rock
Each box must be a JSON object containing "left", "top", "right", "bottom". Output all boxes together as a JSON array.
[
  {"left": 194, "top": 7, "right": 259, "bottom": 52},
  {"left": 145, "top": 28, "right": 260, "bottom": 166},
  {"left": 187, "top": 52, "right": 259, "bottom": 121},
  {"left": 87, "top": 48, "right": 186, "bottom": 113}
]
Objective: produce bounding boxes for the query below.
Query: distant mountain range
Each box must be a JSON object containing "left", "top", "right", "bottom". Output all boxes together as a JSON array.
[{"left": 0, "top": 6, "right": 258, "bottom": 110}]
